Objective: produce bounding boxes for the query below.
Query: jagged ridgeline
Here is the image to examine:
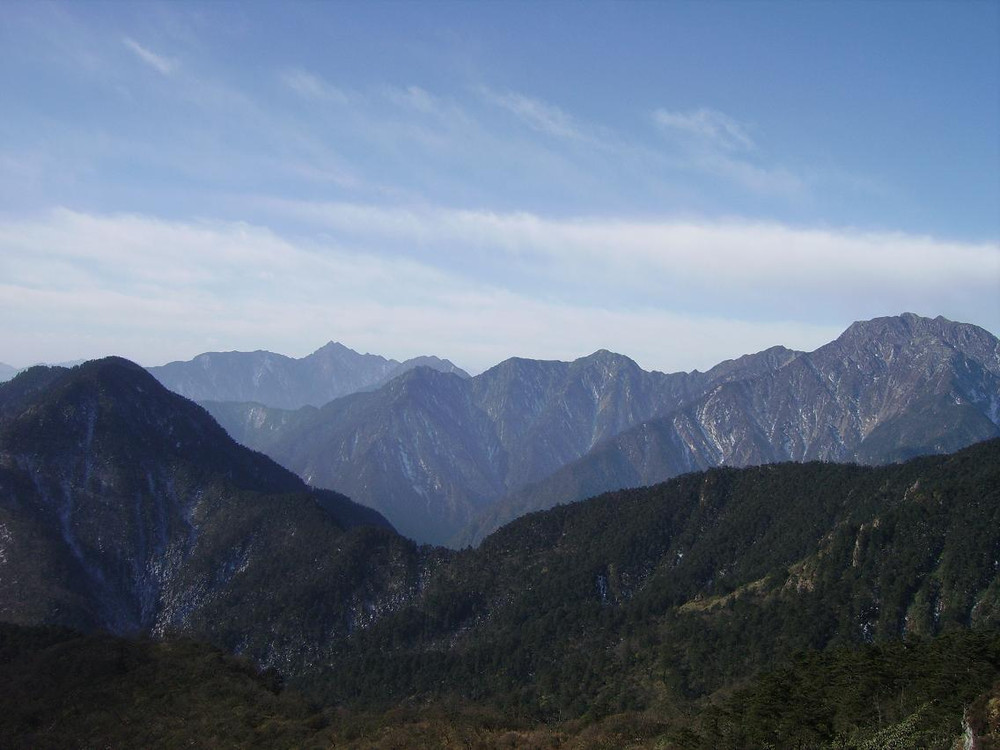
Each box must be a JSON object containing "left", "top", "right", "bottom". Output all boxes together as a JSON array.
[
  {"left": 195, "top": 313, "right": 1000, "bottom": 546},
  {"left": 1, "top": 356, "right": 999, "bottom": 747}
]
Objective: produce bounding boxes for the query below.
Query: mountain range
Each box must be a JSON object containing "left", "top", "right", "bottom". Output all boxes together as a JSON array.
[
  {"left": 147, "top": 341, "right": 469, "bottom": 410},
  {"left": 0, "top": 363, "right": 18, "bottom": 383},
  {"left": 194, "top": 314, "right": 1000, "bottom": 545},
  {"left": 0, "top": 355, "right": 998, "bottom": 746}
]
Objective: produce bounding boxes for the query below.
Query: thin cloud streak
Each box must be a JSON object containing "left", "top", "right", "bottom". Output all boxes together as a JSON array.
[
  {"left": 654, "top": 108, "right": 756, "bottom": 151},
  {"left": 122, "top": 37, "right": 177, "bottom": 75},
  {"left": 281, "top": 68, "right": 350, "bottom": 104},
  {"left": 481, "top": 89, "right": 592, "bottom": 142}
]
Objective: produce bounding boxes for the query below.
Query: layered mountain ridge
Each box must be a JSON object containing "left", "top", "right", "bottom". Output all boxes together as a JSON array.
[
  {"left": 1, "top": 357, "right": 999, "bottom": 745},
  {"left": 204, "top": 345, "right": 786, "bottom": 543},
  {"left": 200, "top": 314, "right": 1000, "bottom": 545}
]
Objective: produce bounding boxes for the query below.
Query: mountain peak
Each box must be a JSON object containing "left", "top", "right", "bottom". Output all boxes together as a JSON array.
[
  {"left": 575, "top": 349, "right": 640, "bottom": 370},
  {"left": 309, "top": 341, "right": 367, "bottom": 358},
  {"left": 831, "top": 314, "right": 1000, "bottom": 373},
  {"left": 840, "top": 312, "right": 955, "bottom": 341}
]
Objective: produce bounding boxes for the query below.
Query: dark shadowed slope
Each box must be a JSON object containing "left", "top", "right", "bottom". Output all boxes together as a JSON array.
[{"left": 0, "top": 358, "right": 393, "bottom": 647}]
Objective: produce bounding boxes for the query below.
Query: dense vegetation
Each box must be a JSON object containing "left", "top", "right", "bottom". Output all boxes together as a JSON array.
[
  {"left": 0, "top": 623, "right": 322, "bottom": 749},
  {"left": 297, "top": 439, "right": 1000, "bottom": 722},
  {"left": 2, "top": 622, "right": 998, "bottom": 748}
]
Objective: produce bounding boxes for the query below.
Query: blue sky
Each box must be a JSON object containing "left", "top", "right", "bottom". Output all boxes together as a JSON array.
[{"left": 1, "top": 0, "right": 998, "bottom": 374}]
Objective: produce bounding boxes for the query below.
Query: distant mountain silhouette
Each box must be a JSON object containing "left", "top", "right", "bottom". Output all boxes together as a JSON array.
[{"left": 148, "top": 341, "right": 469, "bottom": 409}]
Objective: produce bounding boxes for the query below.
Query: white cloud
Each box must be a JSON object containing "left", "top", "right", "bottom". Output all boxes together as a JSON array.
[
  {"left": 265, "top": 200, "right": 999, "bottom": 289},
  {"left": 2, "top": 207, "right": 996, "bottom": 373},
  {"left": 654, "top": 107, "right": 755, "bottom": 151},
  {"left": 122, "top": 37, "right": 177, "bottom": 76}
]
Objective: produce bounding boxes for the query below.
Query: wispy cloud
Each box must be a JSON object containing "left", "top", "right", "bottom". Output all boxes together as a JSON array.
[
  {"left": 280, "top": 68, "right": 349, "bottom": 104},
  {"left": 650, "top": 106, "right": 809, "bottom": 196},
  {"left": 385, "top": 85, "right": 440, "bottom": 115},
  {"left": 654, "top": 107, "right": 755, "bottom": 152},
  {"left": 122, "top": 37, "right": 177, "bottom": 76},
  {"left": 481, "top": 89, "right": 592, "bottom": 142}
]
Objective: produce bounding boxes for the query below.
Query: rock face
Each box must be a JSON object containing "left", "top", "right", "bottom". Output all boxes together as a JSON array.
[
  {"left": 0, "top": 358, "right": 395, "bottom": 663},
  {"left": 466, "top": 314, "right": 1000, "bottom": 545},
  {"left": 147, "top": 341, "right": 469, "bottom": 410},
  {"left": 204, "top": 314, "right": 1000, "bottom": 547}
]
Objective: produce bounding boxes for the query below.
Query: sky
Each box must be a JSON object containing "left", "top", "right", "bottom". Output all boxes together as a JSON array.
[{"left": 1, "top": 0, "right": 998, "bottom": 375}]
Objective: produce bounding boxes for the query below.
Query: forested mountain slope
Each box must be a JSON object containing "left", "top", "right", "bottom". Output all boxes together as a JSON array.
[{"left": 0, "top": 358, "right": 394, "bottom": 650}]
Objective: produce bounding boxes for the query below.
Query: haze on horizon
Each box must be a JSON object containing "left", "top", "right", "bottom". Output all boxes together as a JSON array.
[{"left": 1, "top": 1, "right": 998, "bottom": 375}]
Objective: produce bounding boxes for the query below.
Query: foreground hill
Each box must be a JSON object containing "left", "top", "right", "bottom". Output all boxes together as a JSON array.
[
  {"left": 0, "top": 358, "right": 395, "bottom": 653},
  {"left": 148, "top": 341, "right": 469, "bottom": 410},
  {"left": 2, "top": 622, "right": 997, "bottom": 749},
  {"left": 0, "top": 623, "right": 323, "bottom": 749},
  {"left": 307, "top": 438, "right": 1000, "bottom": 718},
  {"left": 2, "top": 435, "right": 999, "bottom": 746}
]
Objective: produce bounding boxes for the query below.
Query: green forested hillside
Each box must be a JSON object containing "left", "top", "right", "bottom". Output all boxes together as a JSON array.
[
  {"left": 304, "top": 439, "right": 1000, "bottom": 720},
  {"left": 2, "top": 623, "right": 998, "bottom": 749}
]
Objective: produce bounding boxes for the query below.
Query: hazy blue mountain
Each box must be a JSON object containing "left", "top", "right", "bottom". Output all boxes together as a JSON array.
[
  {"left": 463, "top": 313, "right": 1000, "bottom": 545},
  {"left": 205, "top": 346, "right": 802, "bottom": 544},
  {"left": 0, "top": 363, "right": 17, "bottom": 383},
  {"left": 147, "top": 341, "right": 469, "bottom": 410}
]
